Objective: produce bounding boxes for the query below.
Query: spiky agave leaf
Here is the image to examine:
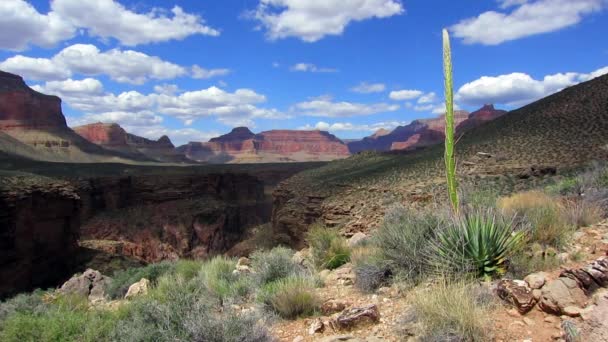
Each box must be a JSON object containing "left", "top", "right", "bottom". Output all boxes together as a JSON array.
[{"left": 430, "top": 209, "right": 525, "bottom": 278}]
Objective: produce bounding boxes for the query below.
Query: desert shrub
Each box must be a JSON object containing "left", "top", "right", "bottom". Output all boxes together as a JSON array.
[
  {"left": 430, "top": 209, "right": 524, "bottom": 279},
  {"left": 173, "top": 259, "right": 204, "bottom": 281},
  {"left": 353, "top": 251, "right": 392, "bottom": 293},
  {"left": 409, "top": 279, "right": 493, "bottom": 341},
  {"left": 198, "top": 256, "right": 252, "bottom": 304},
  {"left": 0, "top": 290, "right": 48, "bottom": 324},
  {"left": 499, "top": 191, "right": 574, "bottom": 248},
  {"left": 250, "top": 247, "right": 300, "bottom": 286},
  {"left": 564, "top": 199, "right": 604, "bottom": 228},
  {"left": 307, "top": 224, "right": 351, "bottom": 270},
  {"left": 460, "top": 184, "right": 500, "bottom": 210},
  {"left": 0, "top": 294, "right": 118, "bottom": 342},
  {"left": 112, "top": 281, "right": 272, "bottom": 342},
  {"left": 257, "top": 276, "right": 319, "bottom": 319},
  {"left": 373, "top": 205, "right": 444, "bottom": 282},
  {"left": 107, "top": 261, "right": 174, "bottom": 299},
  {"left": 508, "top": 244, "right": 561, "bottom": 278}
]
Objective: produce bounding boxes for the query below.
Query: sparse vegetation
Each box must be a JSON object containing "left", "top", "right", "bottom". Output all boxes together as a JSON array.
[
  {"left": 307, "top": 224, "right": 351, "bottom": 270},
  {"left": 257, "top": 276, "right": 319, "bottom": 319},
  {"left": 106, "top": 261, "right": 175, "bottom": 299},
  {"left": 198, "top": 256, "right": 252, "bottom": 304},
  {"left": 409, "top": 279, "right": 493, "bottom": 342},
  {"left": 430, "top": 209, "right": 524, "bottom": 279},
  {"left": 250, "top": 247, "right": 301, "bottom": 286},
  {"left": 499, "top": 191, "right": 574, "bottom": 248}
]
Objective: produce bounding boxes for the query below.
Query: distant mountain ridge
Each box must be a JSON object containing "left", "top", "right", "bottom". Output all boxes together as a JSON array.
[{"left": 177, "top": 127, "right": 351, "bottom": 163}]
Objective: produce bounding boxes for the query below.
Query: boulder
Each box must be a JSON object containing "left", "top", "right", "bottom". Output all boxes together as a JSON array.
[
  {"left": 524, "top": 272, "right": 547, "bottom": 289},
  {"left": 539, "top": 277, "right": 588, "bottom": 315},
  {"left": 348, "top": 232, "right": 368, "bottom": 247},
  {"left": 58, "top": 269, "right": 110, "bottom": 301},
  {"left": 580, "top": 294, "right": 608, "bottom": 342},
  {"left": 496, "top": 279, "right": 537, "bottom": 314},
  {"left": 308, "top": 318, "right": 325, "bottom": 335},
  {"left": 321, "top": 299, "right": 347, "bottom": 315},
  {"left": 560, "top": 256, "right": 608, "bottom": 294},
  {"left": 331, "top": 304, "right": 380, "bottom": 330},
  {"left": 125, "top": 278, "right": 150, "bottom": 300}
]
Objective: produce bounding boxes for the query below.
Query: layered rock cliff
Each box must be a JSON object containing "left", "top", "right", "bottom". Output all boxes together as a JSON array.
[
  {"left": 73, "top": 122, "right": 189, "bottom": 163},
  {"left": 0, "top": 175, "right": 80, "bottom": 298},
  {"left": 0, "top": 70, "right": 142, "bottom": 163},
  {"left": 178, "top": 127, "right": 350, "bottom": 163}
]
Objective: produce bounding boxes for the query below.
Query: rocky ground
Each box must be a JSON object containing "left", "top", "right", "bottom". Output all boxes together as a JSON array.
[{"left": 270, "top": 220, "right": 608, "bottom": 342}]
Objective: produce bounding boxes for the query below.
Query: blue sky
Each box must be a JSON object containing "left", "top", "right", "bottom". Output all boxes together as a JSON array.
[{"left": 1, "top": 0, "right": 607, "bottom": 145}]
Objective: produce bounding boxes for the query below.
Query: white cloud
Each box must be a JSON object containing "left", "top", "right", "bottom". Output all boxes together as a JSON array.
[
  {"left": 451, "top": 0, "right": 605, "bottom": 45},
  {"left": 293, "top": 97, "right": 400, "bottom": 117},
  {"left": 253, "top": 0, "right": 404, "bottom": 42},
  {"left": 417, "top": 92, "right": 438, "bottom": 104},
  {"left": 456, "top": 66, "right": 608, "bottom": 106},
  {"left": 299, "top": 120, "right": 408, "bottom": 133},
  {"left": 154, "top": 84, "right": 180, "bottom": 95},
  {"left": 69, "top": 111, "right": 163, "bottom": 128},
  {"left": 389, "top": 89, "right": 423, "bottom": 101},
  {"left": 0, "top": 0, "right": 219, "bottom": 51},
  {"left": 351, "top": 82, "right": 386, "bottom": 94},
  {"left": 413, "top": 104, "right": 434, "bottom": 112},
  {"left": 290, "top": 63, "right": 338, "bottom": 73},
  {"left": 0, "top": 55, "right": 70, "bottom": 81},
  {"left": 1, "top": 44, "right": 227, "bottom": 84},
  {"left": 192, "top": 65, "right": 231, "bottom": 79},
  {"left": 128, "top": 127, "right": 220, "bottom": 145},
  {"left": 0, "top": 0, "right": 75, "bottom": 51}
]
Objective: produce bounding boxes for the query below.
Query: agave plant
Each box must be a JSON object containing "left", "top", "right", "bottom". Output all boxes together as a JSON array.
[{"left": 430, "top": 209, "right": 525, "bottom": 279}]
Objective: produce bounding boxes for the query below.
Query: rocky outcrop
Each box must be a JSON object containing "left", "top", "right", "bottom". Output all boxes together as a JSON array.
[
  {"left": 0, "top": 70, "right": 144, "bottom": 163},
  {"left": 456, "top": 104, "right": 507, "bottom": 132},
  {"left": 58, "top": 269, "right": 109, "bottom": 301},
  {"left": 0, "top": 71, "right": 66, "bottom": 130},
  {"left": 178, "top": 127, "right": 350, "bottom": 163},
  {"left": 0, "top": 177, "right": 81, "bottom": 299},
  {"left": 73, "top": 122, "right": 189, "bottom": 163}
]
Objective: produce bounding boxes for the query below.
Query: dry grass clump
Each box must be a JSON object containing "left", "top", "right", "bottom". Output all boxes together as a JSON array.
[
  {"left": 257, "top": 276, "right": 319, "bottom": 319},
  {"left": 409, "top": 279, "right": 493, "bottom": 341},
  {"left": 498, "top": 191, "right": 574, "bottom": 248},
  {"left": 307, "top": 224, "right": 351, "bottom": 270}
]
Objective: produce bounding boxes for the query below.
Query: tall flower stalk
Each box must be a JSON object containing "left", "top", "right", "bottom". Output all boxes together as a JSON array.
[{"left": 443, "top": 29, "right": 459, "bottom": 214}]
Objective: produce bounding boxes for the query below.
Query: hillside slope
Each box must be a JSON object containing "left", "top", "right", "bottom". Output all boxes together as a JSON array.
[{"left": 273, "top": 74, "right": 608, "bottom": 246}]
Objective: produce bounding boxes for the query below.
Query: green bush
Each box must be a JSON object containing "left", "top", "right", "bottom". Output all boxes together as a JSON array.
[
  {"left": 353, "top": 253, "right": 392, "bottom": 293},
  {"left": 0, "top": 290, "right": 48, "bottom": 323},
  {"left": 373, "top": 206, "right": 443, "bottom": 282},
  {"left": 258, "top": 276, "right": 319, "bottom": 319},
  {"left": 250, "top": 247, "right": 301, "bottom": 286},
  {"left": 307, "top": 224, "right": 351, "bottom": 270},
  {"left": 106, "top": 261, "right": 174, "bottom": 299},
  {"left": 430, "top": 209, "right": 524, "bottom": 279},
  {"left": 409, "top": 279, "right": 493, "bottom": 341},
  {"left": 198, "top": 256, "right": 251, "bottom": 304}
]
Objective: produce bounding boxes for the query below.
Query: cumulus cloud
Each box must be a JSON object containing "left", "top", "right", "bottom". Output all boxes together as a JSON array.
[
  {"left": 252, "top": 0, "right": 404, "bottom": 42},
  {"left": 1, "top": 44, "right": 227, "bottom": 84},
  {"left": 290, "top": 63, "right": 338, "bottom": 73},
  {"left": 389, "top": 89, "right": 423, "bottom": 101},
  {"left": 0, "top": 0, "right": 75, "bottom": 51},
  {"left": 299, "top": 120, "right": 409, "bottom": 133},
  {"left": 351, "top": 82, "right": 386, "bottom": 94},
  {"left": 293, "top": 97, "right": 400, "bottom": 117},
  {"left": 192, "top": 65, "right": 231, "bottom": 79},
  {"left": 0, "top": 0, "right": 219, "bottom": 50},
  {"left": 417, "top": 92, "right": 438, "bottom": 104},
  {"left": 456, "top": 66, "right": 608, "bottom": 106},
  {"left": 451, "top": 0, "right": 605, "bottom": 45}
]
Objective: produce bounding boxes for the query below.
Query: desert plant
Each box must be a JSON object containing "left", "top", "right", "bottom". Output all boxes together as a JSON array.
[
  {"left": 564, "top": 199, "right": 603, "bottom": 228},
  {"left": 257, "top": 276, "right": 319, "bottom": 319},
  {"left": 198, "top": 256, "right": 252, "bottom": 304},
  {"left": 107, "top": 261, "right": 174, "bottom": 299},
  {"left": 307, "top": 224, "right": 351, "bottom": 270},
  {"left": 409, "top": 279, "right": 493, "bottom": 341},
  {"left": 353, "top": 252, "right": 392, "bottom": 293},
  {"left": 499, "top": 191, "right": 574, "bottom": 248},
  {"left": 430, "top": 209, "right": 524, "bottom": 279},
  {"left": 443, "top": 28, "right": 459, "bottom": 214},
  {"left": 372, "top": 205, "right": 444, "bottom": 282},
  {"left": 250, "top": 247, "right": 300, "bottom": 286}
]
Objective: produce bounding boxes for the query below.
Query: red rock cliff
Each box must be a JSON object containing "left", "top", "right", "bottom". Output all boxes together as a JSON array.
[
  {"left": 0, "top": 71, "right": 66, "bottom": 130},
  {"left": 178, "top": 127, "right": 350, "bottom": 163}
]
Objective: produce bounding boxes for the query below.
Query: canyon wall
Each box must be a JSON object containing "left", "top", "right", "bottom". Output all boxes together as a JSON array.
[{"left": 0, "top": 179, "right": 80, "bottom": 299}]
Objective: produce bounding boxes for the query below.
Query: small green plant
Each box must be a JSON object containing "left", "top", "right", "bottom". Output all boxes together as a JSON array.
[
  {"left": 372, "top": 205, "right": 443, "bottom": 282},
  {"left": 409, "top": 279, "right": 493, "bottom": 341},
  {"left": 258, "top": 276, "right": 319, "bottom": 319},
  {"left": 430, "top": 209, "right": 524, "bottom": 279},
  {"left": 250, "top": 247, "right": 300, "bottom": 286},
  {"left": 198, "top": 256, "right": 251, "bottom": 304},
  {"left": 443, "top": 28, "right": 459, "bottom": 214},
  {"left": 307, "top": 224, "right": 351, "bottom": 270}
]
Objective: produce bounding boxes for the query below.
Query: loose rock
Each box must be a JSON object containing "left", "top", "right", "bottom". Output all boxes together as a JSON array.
[
  {"left": 496, "top": 279, "right": 537, "bottom": 314},
  {"left": 125, "top": 278, "right": 150, "bottom": 300},
  {"left": 539, "top": 277, "right": 588, "bottom": 315}
]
